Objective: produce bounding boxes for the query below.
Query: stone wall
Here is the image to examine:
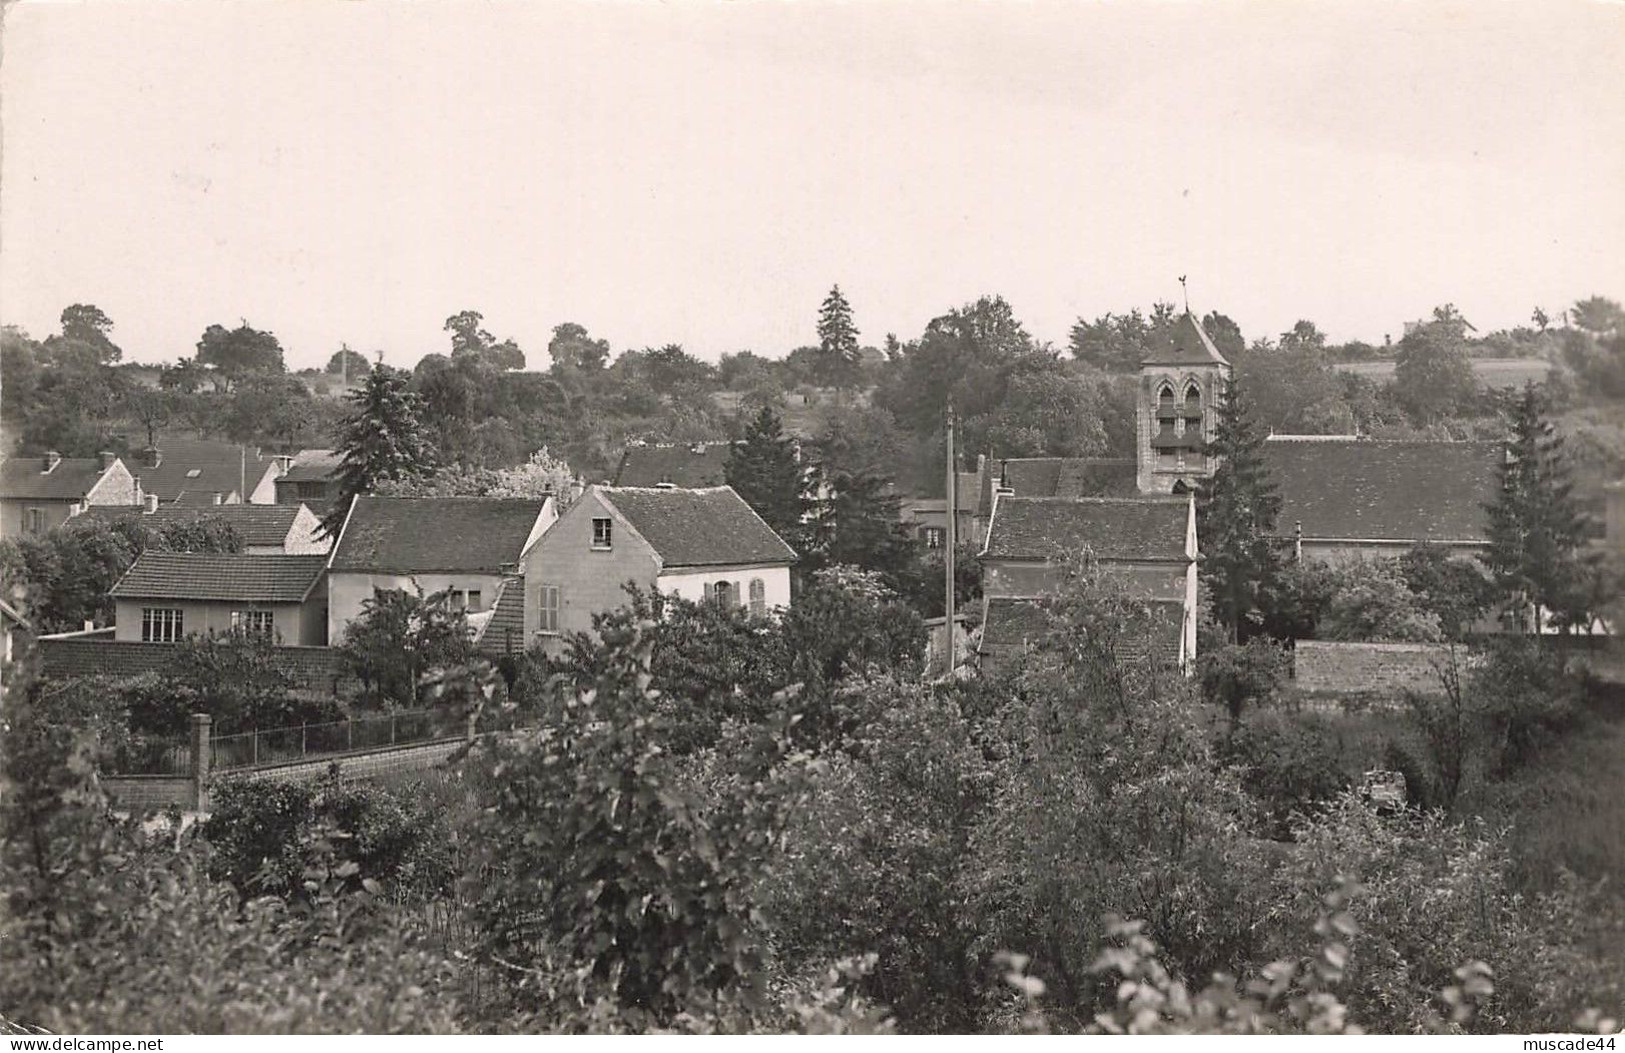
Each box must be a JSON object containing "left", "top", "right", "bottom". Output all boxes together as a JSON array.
[
  {"left": 237, "top": 737, "right": 467, "bottom": 784},
  {"left": 101, "top": 774, "right": 194, "bottom": 812},
  {"left": 1293, "top": 640, "right": 1462, "bottom": 699}
]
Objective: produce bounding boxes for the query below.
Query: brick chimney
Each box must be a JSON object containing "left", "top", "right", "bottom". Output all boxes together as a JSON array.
[
  {"left": 98, "top": 450, "right": 117, "bottom": 470},
  {"left": 144, "top": 493, "right": 159, "bottom": 513}
]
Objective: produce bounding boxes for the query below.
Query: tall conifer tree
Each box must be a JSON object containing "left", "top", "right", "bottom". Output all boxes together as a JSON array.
[
  {"left": 1483, "top": 383, "right": 1593, "bottom": 632},
  {"left": 321, "top": 363, "right": 437, "bottom": 539},
  {"left": 1196, "top": 377, "right": 1283, "bottom": 643},
  {"left": 725, "top": 405, "right": 813, "bottom": 552},
  {"left": 815, "top": 285, "right": 861, "bottom": 389}
]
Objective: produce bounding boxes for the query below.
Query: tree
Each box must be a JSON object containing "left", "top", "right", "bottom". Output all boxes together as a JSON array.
[
  {"left": 818, "top": 468, "right": 915, "bottom": 585},
  {"left": 58, "top": 304, "right": 121, "bottom": 363},
  {"left": 1482, "top": 383, "right": 1594, "bottom": 632},
  {"left": 484, "top": 447, "right": 582, "bottom": 506},
  {"left": 326, "top": 345, "right": 370, "bottom": 377},
  {"left": 340, "top": 587, "right": 476, "bottom": 707},
  {"left": 322, "top": 364, "right": 437, "bottom": 539},
  {"left": 977, "top": 369, "right": 1110, "bottom": 458},
  {"left": 816, "top": 285, "right": 862, "bottom": 389},
  {"left": 194, "top": 321, "right": 287, "bottom": 389},
  {"left": 444, "top": 309, "right": 524, "bottom": 370},
  {"left": 546, "top": 322, "right": 610, "bottom": 372},
  {"left": 725, "top": 405, "right": 814, "bottom": 549},
  {"left": 123, "top": 388, "right": 173, "bottom": 448},
  {"left": 1317, "top": 559, "right": 1444, "bottom": 642},
  {"left": 1394, "top": 306, "right": 1478, "bottom": 424},
  {"left": 1197, "top": 378, "right": 1284, "bottom": 642}
]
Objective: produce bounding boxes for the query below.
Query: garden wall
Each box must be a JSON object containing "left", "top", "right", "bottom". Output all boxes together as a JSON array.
[{"left": 1292, "top": 640, "right": 1462, "bottom": 700}]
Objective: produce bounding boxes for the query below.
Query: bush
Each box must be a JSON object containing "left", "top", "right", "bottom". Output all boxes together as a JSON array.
[
  {"left": 202, "top": 774, "right": 458, "bottom": 903},
  {"left": 1222, "top": 710, "right": 1354, "bottom": 838},
  {"left": 1199, "top": 638, "right": 1292, "bottom": 723}
]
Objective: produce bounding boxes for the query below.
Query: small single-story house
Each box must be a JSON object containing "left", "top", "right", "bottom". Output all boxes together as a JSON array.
[
  {"left": 1261, "top": 436, "right": 1505, "bottom": 562},
  {"left": 325, "top": 495, "right": 557, "bottom": 644},
  {"left": 0, "top": 451, "right": 141, "bottom": 536},
  {"left": 109, "top": 552, "right": 330, "bottom": 646},
  {"left": 521, "top": 484, "right": 797, "bottom": 651}
]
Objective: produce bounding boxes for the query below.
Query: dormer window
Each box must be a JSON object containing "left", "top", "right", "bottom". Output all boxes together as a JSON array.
[{"left": 591, "top": 517, "right": 613, "bottom": 549}]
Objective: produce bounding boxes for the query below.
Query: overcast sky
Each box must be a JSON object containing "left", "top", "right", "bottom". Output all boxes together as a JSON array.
[{"left": 2, "top": 1, "right": 1621, "bottom": 371}]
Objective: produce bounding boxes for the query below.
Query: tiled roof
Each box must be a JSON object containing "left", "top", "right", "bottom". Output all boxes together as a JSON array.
[
  {"left": 1262, "top": 438, "right": 1504, "bottom": 543},
  {"left": 330, "top": 497, "right": 547, "bottom": 573},
  {"left": 977, "top": 457, "right": 1139, "bottom": 518},
  {"left": 613, "top": 442, "right": 738, "bottom": 488},
  {"left": 0, "top": 456, "right": 115, "bottom": 501},
  {"left": 110, "top": 554, "right": 327, "bottom": 603},
  {"left": 76, "top": 504, "right": 304, "bottom": 547},
  {"left": 1141, "top": 310, "right": 1230, "bottom": 367},
  {"left": 983, "top": 496, "right": 1189, "bottom": 562},
  {"left": 128, "top": 438, "right": 277, "bottom": 502},
  {"left": 474, "top": 577, "right": 526, "bottom": 655},
  {"left": 279, "top": 449, "right": 344, "bottom": 484},
  {"left": 601, "top": 485, "right": 797, "bottom": 568},
  {"left": 978, "top": 596, "right": 1183, "bottom": 664}
]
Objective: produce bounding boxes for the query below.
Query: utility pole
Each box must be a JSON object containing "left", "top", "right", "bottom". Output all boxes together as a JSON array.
[{"left": 944, "top": 400, "right": 956, "bottom": 676}]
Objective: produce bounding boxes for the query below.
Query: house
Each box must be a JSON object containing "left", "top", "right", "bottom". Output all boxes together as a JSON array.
[
  {"left": 903, "top": 460, "right": 984, "bottom": 550},
  {"left": 74, "top": 502, "right": 330, "bottom": 555},
  {"left": 128, "top": 438, "right": 282, "bottom": 506},
  {"left": 0, "top": 451, "right": 141, "bottom": 536},
  {"left": 972, "top": 456, "right": 1139, "bottom": 546},
  {"left": 1261, "top": 436, "right": 1505, "bottom": 562},
  {"left": 109, "top": 553, "right": 330, "bottom": 646},
  {"left": 326, "top": 496, "right": 557, "bottom": 644},
  {"left": 977, "top": 494, "right": 1198, "bottom": 671},
  {"left": 521, "top": 485, "right": 797, "bottom": 651},
  {"left": 275, "top": 449, "right": 345, "bottom": 507},
  {"left": 612, "top": 441, "right": 739, "bottom": 488}
]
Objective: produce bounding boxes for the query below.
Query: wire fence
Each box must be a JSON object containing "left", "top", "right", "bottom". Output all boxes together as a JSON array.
[{"left": 209, "top": 708, "right": 469, "bottom": 772}]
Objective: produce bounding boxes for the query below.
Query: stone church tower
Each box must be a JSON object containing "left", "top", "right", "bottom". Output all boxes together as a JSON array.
[{"left": 1136, "top": 311, "right": 1231, "bottom": 494}]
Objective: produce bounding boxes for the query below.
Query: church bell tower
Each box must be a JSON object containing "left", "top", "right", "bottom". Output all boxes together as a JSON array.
[{"left": 1136, "top": 310, "right": 1231, "bottom": 495}]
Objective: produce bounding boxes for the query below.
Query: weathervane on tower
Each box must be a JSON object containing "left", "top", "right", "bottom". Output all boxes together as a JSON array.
[{"left": 1179, "top": 274, "right": 1189, "bottom": 311}]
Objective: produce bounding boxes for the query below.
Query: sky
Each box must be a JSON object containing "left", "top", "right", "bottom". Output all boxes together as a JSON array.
[{"left": 2, "top": 0, "right": 1622, "bottom": 371}]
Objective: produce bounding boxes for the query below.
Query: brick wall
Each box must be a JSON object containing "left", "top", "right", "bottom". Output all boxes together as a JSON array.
[
  {"left": 1293, "top": 640, "right": 1463, "bottom": 699},
  {"left": 40, "top": 637, "right": 357, "bottom": 695}
]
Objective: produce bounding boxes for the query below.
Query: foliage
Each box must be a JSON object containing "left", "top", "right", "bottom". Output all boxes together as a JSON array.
[
  {"left": 1276, "top": 793, "right": 1618, "bottom": 1033},
  {"left": 1396, "top": 544, "right": 1495, "bottom": 639},
  {"left": 1196, "top": 377, "right": 1283, "bottom": 642},
  {"left": 1483, "top": 382, "right": 1595, "bottom": 632},
  {"left": 814, "top": 285, "right": 862, "bottom": 389},
  {"left": 445, "top": 309, "right": 525, "bottom": 370},
  {"left": 340, "top": 586, "right": 477, "bottom": 708},
  {"left": 1317, "top": 559, "right": 1443, "bottom": 642},
  {"left": 322, "top": 363, "right": 437, "bottom": 538},
  {"left": 203, "top": 775, "right": 458, "bottom": 903},
  {"left": 1393, "top": 306, "right": 1479, "bottom": 424},
  {"left": 1220, "top": 710, "right": 1355, "bottom": 839},
  {"left": 1198, "top": 637, "right": 1292, "bottom": 723},
  {"left": 162, "top": 627, "right": 337, "bottom": 731},
  {"left": 460, "top": 618, "right": 812, "bottom": 1029},
  {"left": 724, "top": 405, "right": 814, "bottom": 551},
  {"left": 194, "top": 320, "right": 288, "bottom": 389},
  {"left": 0, "top": 649, "right": 464, "bottom": 1034}
]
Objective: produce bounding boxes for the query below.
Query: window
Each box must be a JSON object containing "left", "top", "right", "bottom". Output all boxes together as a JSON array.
[
  {"left": 749, "top": 578, "right": 766, "bottom": 616},
  {"left": 24, "top": 507, "right": 46, "bottom": 534},
  {"left": 712, "top": 580, "right": 733, "bottom": 607},
  {"left": 592, "top": 517, "right": 613, "bottom": 549},
  {"left": 1183, "top": 381, "right": 1202, "bottom": 409},
  {"left": 1157, "top": 383, "right": 1176, "bottom": 414},
  {"left": 921, "top": 526, "right": 946, "bottom": 549},
  {"left": 231, "top": 609, "right": 274, "bottom": 640},
  {"left": 449, "top": 588, "right": 484, "bottom": 612},
  {"left": 466, "top": 590, "right": 482, "bottom": 612},
  {"left": 141, "top": 608, "right": 184, "bottom": 643},
  {"left": 536, "top": 584, "right": 561, "bottom": 634}
]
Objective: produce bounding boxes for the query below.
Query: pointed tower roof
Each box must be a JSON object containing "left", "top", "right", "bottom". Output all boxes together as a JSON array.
[{"left": 1142, "top": 310, "right": 1229, "bottom": 368}]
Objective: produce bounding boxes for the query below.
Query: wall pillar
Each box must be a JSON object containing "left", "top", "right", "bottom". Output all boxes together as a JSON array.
[{"left": 189, "top": 712, "right": 212, "bottom": 812}]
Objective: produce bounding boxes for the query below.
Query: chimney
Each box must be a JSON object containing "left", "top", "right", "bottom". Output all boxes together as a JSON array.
[
  {"left": 98, "top": 450, "right": 117, "bottom": 470},
  {"left": 996, "top": 459, "right": 1014, "bottom": 495},
  {"left": 213, "top": 492, "right": 224, "bottom": 505},
  {"left": 144, "top": 493, "right": 159, "bottom": 513},
  {"left": 42, "top": 451, "right": 61, "bottom": 472},
  {"left": 141, "top": 446, "right": 162, "bottom": 468}
]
